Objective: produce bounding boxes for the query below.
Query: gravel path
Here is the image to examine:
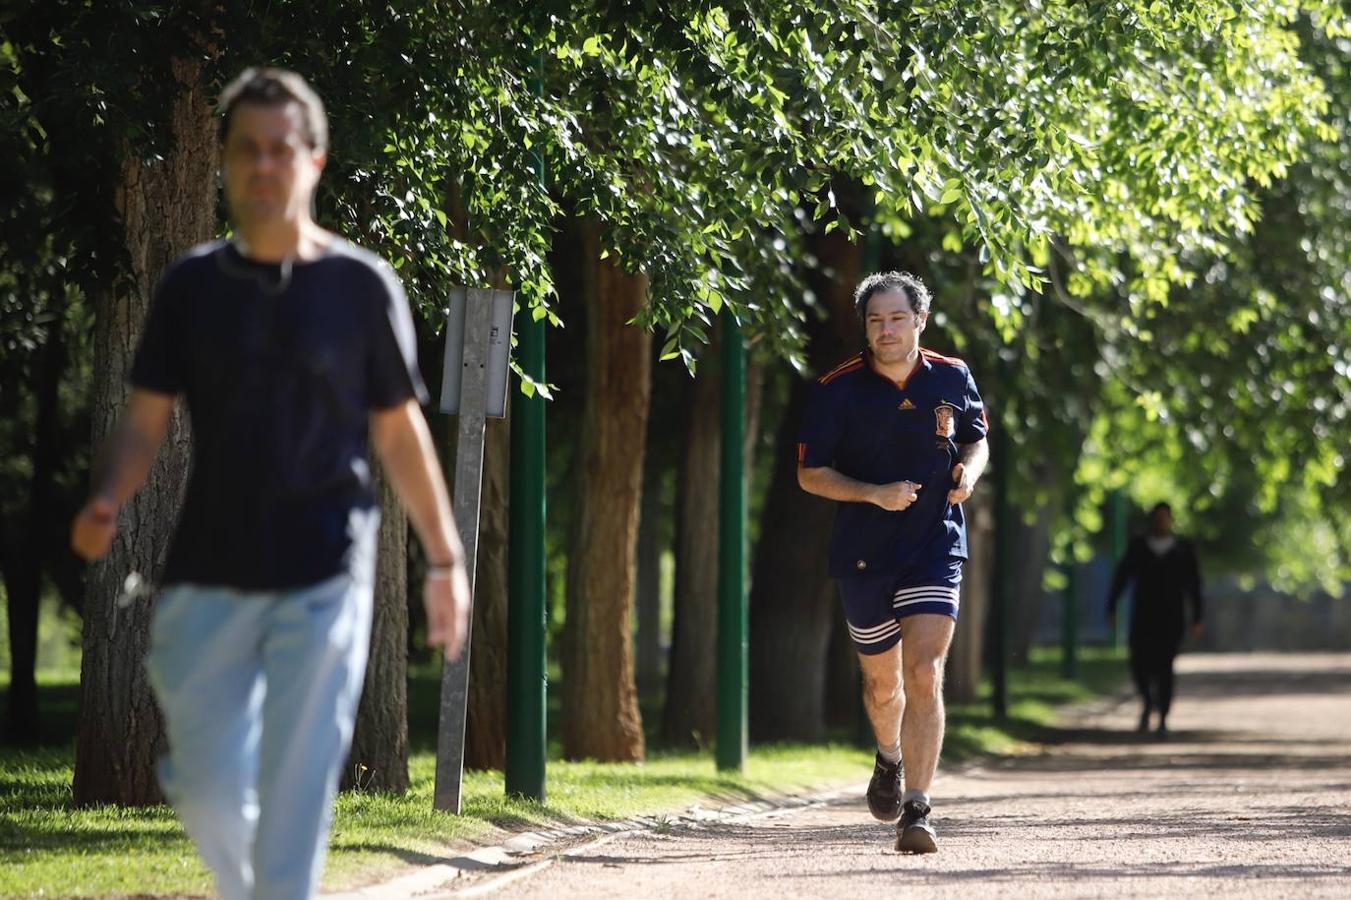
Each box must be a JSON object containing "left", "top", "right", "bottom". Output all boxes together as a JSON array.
[{"left": 470, "top": 653, "right": 1351, "bottom": 898}]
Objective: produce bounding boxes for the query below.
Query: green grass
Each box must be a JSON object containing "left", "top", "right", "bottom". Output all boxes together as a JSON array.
[
  {"left": 946, "top": 645, "right": 1131, "bottom": 758},
  {"left": 322, "top": 743, "right": 876, "bottom": 891},
  {"left": 1, "top": 646, "right": 1128, "bottom": 898}
]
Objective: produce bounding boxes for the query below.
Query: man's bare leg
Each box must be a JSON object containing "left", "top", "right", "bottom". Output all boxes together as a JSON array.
[
  {"left": 898, "top": 614, "right": 955, "bottom": 795},
  {"left": 857, "top": 643, "right": 906, "bottom": 821},
  {"left": 894, "top": 614, "right": 954, "bottom": 853},
  {"left": 857, "top": 643, "right": 906, "bottom": 753}
]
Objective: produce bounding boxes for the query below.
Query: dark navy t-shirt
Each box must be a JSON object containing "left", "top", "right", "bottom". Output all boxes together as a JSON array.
[
  {"left": 130, "top": 238, "right": 429, "bottom": 590},
  {"left": 797, "top": 348, "right": 988, "bottom": 578}
]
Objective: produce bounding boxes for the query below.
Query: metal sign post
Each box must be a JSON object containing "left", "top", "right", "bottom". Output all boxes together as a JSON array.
[{"left": 433, "top": 286, "right": 513, "bottom": 814}]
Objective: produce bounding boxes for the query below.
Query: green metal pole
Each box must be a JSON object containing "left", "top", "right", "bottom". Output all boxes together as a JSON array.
[
  {"left": 505, "top": 299, "right": 547, "bottom": 802},
  {"left": 506, "top": 53, "right": 547, "bottom": 803},
  {"left": 716, "top": 308, "right": 748, "bottom": 772},
  {"left": 1061, "top": 559, "right": 1078, "bottom": 680},
  {"left": 1108, "top": 490, "right": 1128, "bottom": 649},
  {"left": 990, "top": 417, "right": 1009, "bottom": 720}
]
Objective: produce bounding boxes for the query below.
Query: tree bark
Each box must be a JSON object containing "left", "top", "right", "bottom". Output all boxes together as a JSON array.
[
  {"left": 342, "top": 463, "right": 409, "bottom": 792},
  {"left": 1009, "top": 502, "right": 1055, "bottom": 666},
  {"left": 464, "top": 416, "right": 510, "bottom": 770},
  {"left": 634, "top": 438, "right": 666, "bottom": 700},
  {"left": 823, "top": 586, "right": 862, "bottom": 732},
  {"left": 73, "top": 58, "right": 216, "bottom": 807},
  {"left": 661, "top": 340, "right": 722, "bottom": 746},
  {"left": 561, "top": 218, "right": 650, "bottom": 762},
  {"left": 747, "top": 378, "right": 839, "bottom": 742},
  {"left": 748, "top": 185, "right": 865, "bottom": 742},
  {"left": 947, "top": 486, "right": 995, "bottom": 702}
]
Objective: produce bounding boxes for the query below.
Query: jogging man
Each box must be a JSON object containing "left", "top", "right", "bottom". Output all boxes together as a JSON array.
[
  {"left": 1107, "top": 501, "right": 1204, "bottom": 736},
  {"left": 797, "top": 271, "right": 989, "bottom": 853},
  {"left": 70, "top": 68, "right": 470, "bottom": 899}
]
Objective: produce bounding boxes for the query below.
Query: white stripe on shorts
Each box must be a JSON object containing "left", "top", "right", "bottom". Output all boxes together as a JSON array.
[
  {"left": 893, "top": 584, "right": 959, "bottom": 600},
  {"left": 849, "top": 619, "right": 901, "bottom": 639},
  {"left": 847, "top": 620, "right": 901, "bottom": 645},
  {"left": 892, "top": 585, "right": 959, "bottom": 610}
]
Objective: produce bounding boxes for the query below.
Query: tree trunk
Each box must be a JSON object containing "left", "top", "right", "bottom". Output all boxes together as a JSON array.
[
  {"left": 1009, "top": 500, "right": 1055, "bottom": 666},
  {"left": 634, "top": 439, "right": 666, "bottom": 700},
  {"left": 3, "top": 289, "right": 67, "bottom": 744},
  {"left": 748, "top": 184, "right": 865, "bottom": 741},
  {"left": 464, "top": 416, "right": 510, "bottom": 769},
  {"left": 744, "top": 355, "right": 766, "bottom": 481},
  {"left": 342, "top": 464, "right": 409, "bottom": 792},
  {"left": 73, "top": 58, "right": 216, "bottom": 807},
  {"left": 823, "top": 586, "right": 862, "bottom": 732},
  {"left": 747, "top": 378, "right": 839, "bottom": 741},
  {"left": 561, "top": 218, "right": 650, "bottom": 762},
  {"left": 947, "top": 486, "right": 995, "bottom": 702},
  {"left": 661, "top": 340, "right": 722, "bottom": 746}
]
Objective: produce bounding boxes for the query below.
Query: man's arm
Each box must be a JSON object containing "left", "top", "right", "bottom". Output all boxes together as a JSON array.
[
  {"left": 369, "top": 398, "right": 471, "bottom": 659},
  {"left": 70, "top": 389, "right": 176, "bottom": 561},
  {"left": 798, "top": 466, "right": 921, "bottom": 512},
  {"left": 947, "top": 437, "right": 989, "bottom": 503}
]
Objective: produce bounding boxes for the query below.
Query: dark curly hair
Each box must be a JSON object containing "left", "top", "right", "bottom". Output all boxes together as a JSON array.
[{"left": 853, "top": 271, "right": 932, "bottom": 321}]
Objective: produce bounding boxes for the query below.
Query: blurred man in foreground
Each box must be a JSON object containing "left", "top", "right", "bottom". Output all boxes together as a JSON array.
[{"left": 71, "top": 68, "right": 470, "bottom": 899}]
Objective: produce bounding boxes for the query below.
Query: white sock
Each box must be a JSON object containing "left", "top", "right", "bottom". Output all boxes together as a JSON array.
[
  {"left": 902, "top": 788, "right": 930, "bottom": 807},
  {"left": 877, "top": 741, "right": 901, "bottom": 765}
]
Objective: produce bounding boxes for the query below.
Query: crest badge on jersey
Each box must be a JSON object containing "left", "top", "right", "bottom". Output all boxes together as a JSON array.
[{"left": 934, "top": 402, "right": 956, "bottom": 438}]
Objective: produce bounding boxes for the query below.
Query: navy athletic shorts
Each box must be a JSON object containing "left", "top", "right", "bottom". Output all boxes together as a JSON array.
[{"left": 836, "top": 556, "right": 962, "bottom": 655}]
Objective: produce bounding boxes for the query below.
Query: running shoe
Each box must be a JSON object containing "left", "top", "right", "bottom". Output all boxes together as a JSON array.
[
  {"left": 895, "top": 799, "right": 938, "bottom": 853},
  {"left": 866, "top": 752, "right": 903, "bottom": 822}
]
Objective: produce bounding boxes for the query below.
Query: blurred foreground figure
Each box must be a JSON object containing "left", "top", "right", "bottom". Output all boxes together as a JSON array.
[
  {"left": 797, "top": 272, "right": 989, "bottom": 854},
  {"left": 71, "top": 68, "right": 470, "bottom": 900},
  {"left": 1107, "top": 502, "right": 1205, "bottom": 736}
]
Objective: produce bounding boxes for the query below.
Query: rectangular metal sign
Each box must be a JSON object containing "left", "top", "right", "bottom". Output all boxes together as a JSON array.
[{"left": 439, "top": 288, "right": 514, "bottom": 418}]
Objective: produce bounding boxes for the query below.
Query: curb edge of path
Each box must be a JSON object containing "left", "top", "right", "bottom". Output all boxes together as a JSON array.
[
  {"left": 323, "top": 782, "right": 861, "bottom": 899},
  {"left": 326, "top": 692, "right": 1143, "bottom": 898}
]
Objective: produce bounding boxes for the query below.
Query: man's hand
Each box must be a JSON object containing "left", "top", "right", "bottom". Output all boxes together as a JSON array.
[
  {"left": 424, "top": 561, "right": 472, "bottom": 661},
  {"left": 948, "top": 462, "right": 976, "bottom": 504},
  {"left": 71, "top": 496, "right": 119, "bottom": 561},
  {"left": 872, "top": 480, "right": 921, "bottom": 511},
  {"left": 370, "top": 399, "right": 472, "bottom": 660},
  {"left": 69, "top": 390, "right": 174, "bottom": 562}
]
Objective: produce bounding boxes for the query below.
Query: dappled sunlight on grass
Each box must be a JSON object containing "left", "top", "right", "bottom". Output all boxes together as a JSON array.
[
  {"left": 0, "top": 747, "right": 211, "bottom": 897},
  {"left": 323, "top": 744, "right": 873, "bottom": 888},
  {"left": 2, "top": 646, "right": 1128, "bottom": 896}
]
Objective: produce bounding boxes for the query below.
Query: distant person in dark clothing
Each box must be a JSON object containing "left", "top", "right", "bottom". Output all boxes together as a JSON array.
[{"left": 1107, "top": 502, "right": 1204, "bottom": 735}]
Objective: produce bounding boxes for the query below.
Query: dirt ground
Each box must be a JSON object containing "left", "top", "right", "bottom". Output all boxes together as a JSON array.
[{"left": 463, "top": 653, "right": 1351, "bottom": 898}]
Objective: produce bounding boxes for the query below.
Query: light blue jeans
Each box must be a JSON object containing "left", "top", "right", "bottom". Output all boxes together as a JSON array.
[{"left": 146, "top": 539, "right": 375, "bottom": 900}]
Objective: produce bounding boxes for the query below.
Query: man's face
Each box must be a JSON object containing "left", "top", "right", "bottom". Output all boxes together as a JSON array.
[
  {"left": 221, "top": 101, "right": 325, "bottom": 229},
  {"left": 865, "top": 290, "right": 926, "bottom": 365},
  {"left": 1151, "top": 507, "right": 1174, "bottom": 535}
]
